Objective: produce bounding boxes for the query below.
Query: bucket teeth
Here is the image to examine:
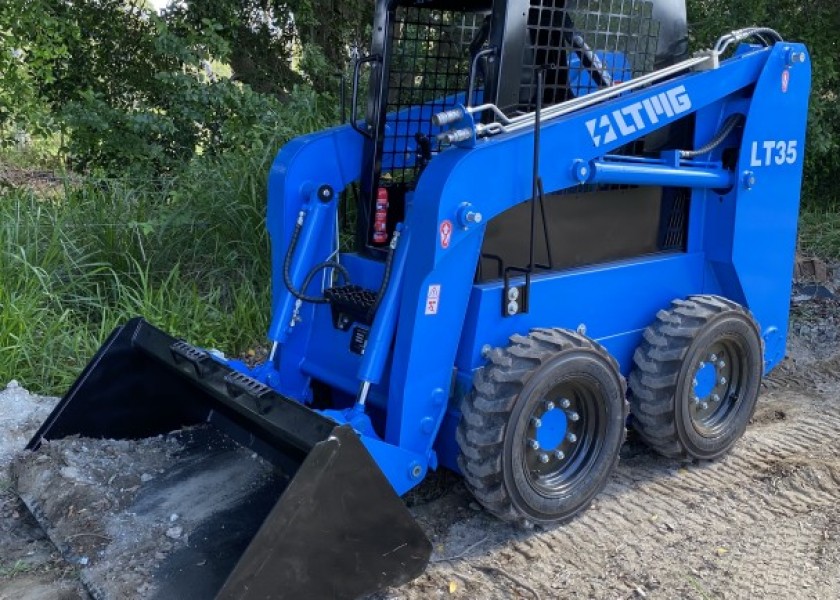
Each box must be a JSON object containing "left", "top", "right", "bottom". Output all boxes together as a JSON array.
[
  {"left": 224, "top": 371, "right": 272, "bottom": 400},
  {"left": 171, "top": 340, "right": 211, "bottom": 376}
]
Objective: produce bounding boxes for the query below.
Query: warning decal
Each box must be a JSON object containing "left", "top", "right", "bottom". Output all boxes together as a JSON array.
[
  {"left": 425, "top": 284, "right": 441, "bottom": 315},
  {"left": 781, "top": 69, "right": 790, "bottom": 93},
  {"left": 439, "top": 220, "right": 453, "bottom": 249}
]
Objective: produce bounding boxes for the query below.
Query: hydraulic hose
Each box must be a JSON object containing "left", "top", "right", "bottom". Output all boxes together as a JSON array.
[
  {"left": 283, "top": 219, "right": 350, "bottom": 304},
  {"left": 714, "top": 27, "right": 783, "bottom": 55},
  {"left": 299, "top": 261, "right": 350, "bottom": 301},
  {"left": 370, "top": 230, "right": 400, "bottom": 317},
  {"left": 680, "top": 114, "right": 744, "bottom": 159},
  {"left": 283, "top": 211, "right": 399, "bottom": 317}
]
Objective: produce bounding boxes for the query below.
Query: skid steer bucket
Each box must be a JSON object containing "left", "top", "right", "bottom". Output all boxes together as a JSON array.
[{"left": 17, "top": 318, "right": 431, "bottom": 600}]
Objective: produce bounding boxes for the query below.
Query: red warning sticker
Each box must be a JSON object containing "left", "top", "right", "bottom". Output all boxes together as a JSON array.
[
  {"left": 425, "top": 284, "right": 441, "bottom": 315},
  {"left": 781, "top": 69, "right": 790, "bottom": 93},
  {"left": 439, "top": 220, "right": 453, "bottom": 249}
]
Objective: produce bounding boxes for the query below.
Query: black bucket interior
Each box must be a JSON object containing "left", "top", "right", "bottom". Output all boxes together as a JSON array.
[{"left": 19, "top": 318, "right": 431, "bottom": 600}]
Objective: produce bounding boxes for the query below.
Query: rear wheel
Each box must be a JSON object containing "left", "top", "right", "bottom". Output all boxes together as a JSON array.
[
  {"left": 629, "top": 295, "right": 763, "bottom": 460},
  {"left": 457, "top": 329, "right": 627, "bottom": 525}
]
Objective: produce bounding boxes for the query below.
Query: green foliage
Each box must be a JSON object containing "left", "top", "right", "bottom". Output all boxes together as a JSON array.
[
  {"left": 0, "top": 0, "right": 77, "bottom": 140},
  {"left": 0, "top": 83, "right": 336, "bottom": 393},
  {"left": 62, "top": 75, "right": 294, "bottom": 176},
  {"left": 43, "top": 2, "right": 226, "bottom": 110},
  {"left": 687, "top": 0, "right": 840, "bottom": 206},
  {"left": 0, "top": 174, "right": 267, "bottom": 393},
  {"left": 170, "top": 0, "right": 372, "bottom": 95}
]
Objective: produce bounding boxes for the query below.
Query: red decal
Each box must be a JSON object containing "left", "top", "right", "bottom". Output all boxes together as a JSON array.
[
  {"left": 781, "top": 69, "right": 790, "bottom": 93},
  {"left": 373, "top": 187, "right": 390, "bottom": 244},
  {"left": 439, "top": 220, "right": 453, "bottom": 249}
]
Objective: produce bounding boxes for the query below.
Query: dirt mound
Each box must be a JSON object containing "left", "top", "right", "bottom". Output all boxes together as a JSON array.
[
  {"left": 0, "top": 383, "right": 86, "bottom": 599},
  {"left": 11, "top": 427, "right": 281, "bottom": 600}
]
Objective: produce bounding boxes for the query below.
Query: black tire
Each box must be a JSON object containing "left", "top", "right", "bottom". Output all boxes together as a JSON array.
[
  {"left": 457, "top": 328, "right": 627, "bottom": 525},
  {"left": 629, "top": 295, "right": 763, "bottom": 460}
]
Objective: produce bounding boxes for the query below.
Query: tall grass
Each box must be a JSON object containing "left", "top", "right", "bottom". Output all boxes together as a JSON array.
[
  {"left": 800, "top": 200, "right": 840, "bottom": 260},
  {"left": 0, "top": 144, "right": 281, "bottom": 395}
]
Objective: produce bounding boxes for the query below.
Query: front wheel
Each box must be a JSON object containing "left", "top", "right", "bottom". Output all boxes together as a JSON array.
[{"left": 457, "top": 329, "right": 627, "bottom": 525}]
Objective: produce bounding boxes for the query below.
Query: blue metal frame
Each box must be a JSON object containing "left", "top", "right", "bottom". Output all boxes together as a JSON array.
[{"left": 220, "top": 41, "right": 811, "bottom": 494}]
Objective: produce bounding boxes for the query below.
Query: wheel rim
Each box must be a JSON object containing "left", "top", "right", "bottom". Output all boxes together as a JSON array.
[
  {"left": 521, "top": 376, "right": 607, "bottom": 497},
  {"left": 687, "top": 338, "right": 745, "bottom": 436}
]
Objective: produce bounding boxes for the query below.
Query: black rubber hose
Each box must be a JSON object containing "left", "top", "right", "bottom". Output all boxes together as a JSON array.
[
  {"left": 369, "top": 232, "right": 398, "bottom": 317},
  {"left": 283, "top": 219, "right": 350, "bottom": 304},
  {"left": 747, "top": 28, "right": 783, "bottom": 45},
  {"left": 299, "top": 261, "right": 351, "bottom": 302},
  {"left": 680, "top": 114, "right": 744, "bottom": 159}
]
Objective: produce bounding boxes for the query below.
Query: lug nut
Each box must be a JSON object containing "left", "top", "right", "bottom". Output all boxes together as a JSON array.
[
  {"left": 719, "top": 377, "right": 727, "bottom": 385},
  {"left": 693, "top": 396, "right": 701, "bottom": 404},
  {"left": 539, "top": 453, "right": 550, "bottom": 464},
  {"left": 531, "top": 417, "right": 542, "bottom": 428},
  {"left": 709, "top": 354, "right": 718, "bottom": 362},
  {"left": 545, "top": 400, "right": 555, "bottom": 411},
  {"left": 560, "top": 398, "right": 571, "bottom": 409},
  {"left": 528, "top": 439, "right": 540, "bottom": 450},
  {"left": 718, "top": 360, "right": 726, "bottom": 368},
  {"left": 712, "top": 394, "right": 721, "bottom": 402},
  {"left": 554, "top": 450, "right": 565, "bottom": 460},
  {"left": 693, "top": 378, "right": 699, "bottom": 387},
  {"left": 567, "top": 433, "right": 577, "bottom": 443},
  {"left": 701, "top": 402, "right": 709, "bottom": 410},
  {"left": 567, "top": 411, "right": 580, "bottom": 422}
]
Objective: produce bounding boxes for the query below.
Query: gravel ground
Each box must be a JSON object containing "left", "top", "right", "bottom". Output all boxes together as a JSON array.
[
  {"left": 2, "top": 286, "right": 840, "bottom": 599},
  {"left": 0, "top": 383, "right": 86, "bottom": 600}
]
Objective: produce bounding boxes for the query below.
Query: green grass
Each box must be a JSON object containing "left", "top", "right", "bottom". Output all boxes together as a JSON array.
[
  {"left": 799, "top": 199, "right": 840, "bottom": 260},
  {"left": 0, "top": 147, "right": 276, "bottom": 395},
  {"left": 0, "top": 560, "right": 34, "bottom": 579}
]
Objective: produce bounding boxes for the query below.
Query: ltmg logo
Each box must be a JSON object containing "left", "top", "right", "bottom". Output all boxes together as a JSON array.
[{"left": 586, "top": 85, "right": 693, "bottom": 148}]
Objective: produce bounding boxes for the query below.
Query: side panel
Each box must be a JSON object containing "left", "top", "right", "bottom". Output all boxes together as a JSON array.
[
  {"left": 435, "top": 43, "right": 810, "bottom": 472},
  {"left": 457, "top": 252, "right": 708, "bottom": 376},
  {"left": 726, "top": 45, "right": 811, "bottom": 370}
]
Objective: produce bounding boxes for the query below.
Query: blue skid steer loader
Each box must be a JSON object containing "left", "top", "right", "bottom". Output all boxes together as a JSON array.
[{"left": 19, "top": 0, "right": 810, "bottom": 597}]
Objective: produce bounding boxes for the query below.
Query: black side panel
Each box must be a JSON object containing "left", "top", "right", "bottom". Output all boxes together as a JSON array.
[
  {"left": 26, "top": 320, "right": 211, "bottom": 445},
  {"left": 479, "top": 187, "right": 665, "bottom": 280},
  {"left": 218, "top": 426, "right": 432, "bottom": 600}
]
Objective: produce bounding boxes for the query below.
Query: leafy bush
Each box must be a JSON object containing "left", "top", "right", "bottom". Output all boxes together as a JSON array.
[
  {"left": 688, "top": 0, "right": 840, "bottom": 205},
  {"left": 61, "top": 75, "right": 300, "bottom": 177},
  {"left": 0, "top": 0, "right": 76, "bottom": 141}
]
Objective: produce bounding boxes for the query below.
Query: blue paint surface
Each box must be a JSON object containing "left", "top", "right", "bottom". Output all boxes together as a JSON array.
[
  {"left": 536, "top": 408, "right": 568, "bottom": 451},
  {"left": 694, "top": 362, "right": 718, "bottom": 398}
]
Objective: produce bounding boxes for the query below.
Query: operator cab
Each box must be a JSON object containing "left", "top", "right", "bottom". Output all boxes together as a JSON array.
[{"left": 348, "top": 0, "right": 692, "bottom": 284}]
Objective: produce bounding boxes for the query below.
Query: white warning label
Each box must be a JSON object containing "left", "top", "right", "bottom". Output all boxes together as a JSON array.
[{"left": 425, "top": 284, "right": 441, "bottom": 315}]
